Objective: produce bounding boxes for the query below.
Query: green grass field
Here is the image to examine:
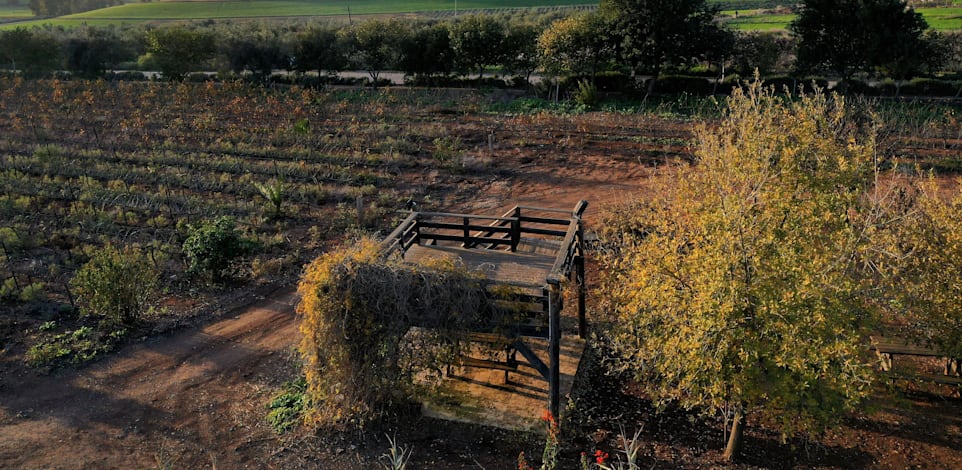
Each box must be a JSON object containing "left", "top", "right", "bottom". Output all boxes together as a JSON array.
[
  {"left": 0, "top": 5, "right": 33, "bottom": 20},
  {"left": 726, "top": 7, "right": 962, "bottom": 31},
  {"left": 2, "top": 0, "right": 596, "bottom": 28},
  {"left": 68, "top": 0, "right": 593, "bottom": 19},
  {"left": 3, "top": 1, "right": 961, "bottom": 31}
]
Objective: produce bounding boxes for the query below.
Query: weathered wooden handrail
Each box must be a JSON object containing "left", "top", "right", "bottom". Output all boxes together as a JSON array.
[
  {"left": 546, "top": 200, "right": 588, "bottom": 286},
  {"left": 547, "top": 221, "right": 580, "bottom": 286},
  {"left": 416, "top": 211, "right": 518, "bottom": 221},
  {"left": 378, "top": 211, "right": 418, "bottom": 258}
]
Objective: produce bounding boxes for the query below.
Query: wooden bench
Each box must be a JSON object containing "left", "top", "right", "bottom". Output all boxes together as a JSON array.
[{"left": 870, "top": 336, "right": 961, "bottom": 381}]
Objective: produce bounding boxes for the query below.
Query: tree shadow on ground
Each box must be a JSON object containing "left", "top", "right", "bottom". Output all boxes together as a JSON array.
[{"left": 562, "top": 344, "right": 875, "bottom": 468}]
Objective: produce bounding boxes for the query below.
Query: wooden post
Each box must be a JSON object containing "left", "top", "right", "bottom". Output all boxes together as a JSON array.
[
  {"left": 576, "top": 255, "right": 586, "bottom": 339},
  {"left": 510, "top": 218, "right": 520, "bottom": 252},
  {"left": 463, "top": 216, "right": 470, "bottom": 247},
  {"left": 548, "top": 283, "right": 561, "bottom": 419}
]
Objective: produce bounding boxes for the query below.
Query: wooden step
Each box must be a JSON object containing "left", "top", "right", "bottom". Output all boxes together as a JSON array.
[
  {"left": 881, "top": 371, "right": 962, "bottom": 386},
  {"left": 459, "top": 356, "right": 518, "bottom": 372}
]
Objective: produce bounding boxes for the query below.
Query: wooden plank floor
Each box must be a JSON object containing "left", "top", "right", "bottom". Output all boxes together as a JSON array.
[{"left": 403, "top": 244, "right": 554, "bottom": 290}]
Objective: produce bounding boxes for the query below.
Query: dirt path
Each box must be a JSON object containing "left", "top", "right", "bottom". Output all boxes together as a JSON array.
[{"left": 0, "top": 289, "right": 300, "bottom": 469}]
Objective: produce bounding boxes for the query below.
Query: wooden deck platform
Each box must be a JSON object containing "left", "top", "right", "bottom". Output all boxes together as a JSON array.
[{"left": 403, "top": 243, "right": 554, "bottom": 292}]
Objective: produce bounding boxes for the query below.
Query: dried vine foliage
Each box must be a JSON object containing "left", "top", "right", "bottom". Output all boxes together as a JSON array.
[{"left": 297, "top": 238, "right": 522, "bottom": 428}]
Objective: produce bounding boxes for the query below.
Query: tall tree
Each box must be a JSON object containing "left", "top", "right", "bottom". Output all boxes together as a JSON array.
[
  {"left": 221, "top": 37, "right": 287, "bottom": 82},
  {"left": 792, "top": 0, "right": 936, "bottom": 85},
  {"left": 0, "top": 27, "right": 60, "bottom": 78},
  {"left": 65, "top": 28, "right": 133, "bottom": 78},
  {"left": 538, "top": 13, "right": 612, "bottom": 81},
  {"left": 145, "top": 27, "right": 216, "bottom": 81},
  {"left": 292, "top": 26, "right": 347, "bottom": 75},
  {"left": 502, "top": 23, "right": 541, "bottom": 85},
  {"left": 340, "top": 18, "right": 409, "bottom": 84},
  {"left": 600, "top": 0, "right": 729, "bottom": 94},
  {"left": 398, "top": 22, "right": 455, "bottom": 81},
  {"left": 730, "top": 32, "right": 797, "bottom": 77},
  {"left": 602, "top": 82, "right": 881, "bottom": 461},
  {"left": 449, "top": 14, "right": 506, "bottom": 80}
]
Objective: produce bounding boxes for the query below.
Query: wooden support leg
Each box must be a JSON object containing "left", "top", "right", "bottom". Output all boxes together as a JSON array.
[
  {"left": 548, "top": 286, "right": 561, "bottom": 419},
  {"left": 575, "top": 255, "right": 586, "bottom": 339}
]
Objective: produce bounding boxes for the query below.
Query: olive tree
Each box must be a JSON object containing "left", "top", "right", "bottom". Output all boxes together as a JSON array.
[
  {"left": 449, "top": 14, "right": 506, "bottom": 80},
  {"left": 340, "top": 18, "right": 409, "bottom": 84},
  {"left": 792, "top": 0, "right": 937, "bottom": 86},
  {"left": 600, "top": 0, "right": 729, "bottom": 94},
  {"left": 144, "top": 27, "right": 216, "bottom": 81}
]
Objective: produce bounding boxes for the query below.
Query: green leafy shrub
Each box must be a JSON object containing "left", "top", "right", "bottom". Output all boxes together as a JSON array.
[
  {"left": 431, "top": 136, "right": 462, "bottom": 164},
  {"left": 266, "top": 376, "right": 308, "bottom": 433},
  {"left": 182, "top": 216, "right": 257, "bottom": 281},
  {"left": 71, "top": 244, "right": 158, "bottom": 326}
]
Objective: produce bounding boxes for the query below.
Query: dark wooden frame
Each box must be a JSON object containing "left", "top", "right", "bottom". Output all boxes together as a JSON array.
[{"left": 379, "top": 201, "right": 589, "bottom": 417}]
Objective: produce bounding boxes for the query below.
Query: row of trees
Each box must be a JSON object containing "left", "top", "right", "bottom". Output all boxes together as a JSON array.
[{"left": 2, "top": 0, "right": 959, "bottom": 91}]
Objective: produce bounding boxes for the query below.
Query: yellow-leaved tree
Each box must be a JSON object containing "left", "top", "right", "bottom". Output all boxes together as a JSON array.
[
  {"left": 884, "top": 180, "right": 962, "bottom": 364},
  {"left": 602, "top": 82, "right": 884, "bottom": 460}
]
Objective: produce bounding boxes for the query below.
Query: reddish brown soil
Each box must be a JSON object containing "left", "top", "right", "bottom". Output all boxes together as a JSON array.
[{"left": 2, "top": 101, "right": 962, "bottom": 468}]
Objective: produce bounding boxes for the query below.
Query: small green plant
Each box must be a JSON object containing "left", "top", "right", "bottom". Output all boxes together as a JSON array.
[
  {"left": 25, "top": 325, "right": 116, "bottom": 368},
  {"left": 431, "top": 136, "right": 462, "bottom": 164},
  {"left": 254, "top": 178, "right": 287, "bottom": 219},
  {"left": 266, "top": 376, "right": 308, "bottom": 434},
  {"left": 18, "top": 282, "right": 45, "bottom": 302},
  {"left": 379, "top": 434, "right": 412, "bottom": 470},
  {"left": 292, "top": 118, "right": 310, "bottom": 135},
  {"left": 574, "top": 80, "right": 600, "bottom": 108}
]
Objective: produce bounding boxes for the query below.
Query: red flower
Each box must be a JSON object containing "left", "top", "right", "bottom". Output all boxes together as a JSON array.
[
  {"left": 594, "top": 449, "right": 609, "bottom": 464},
  {"left": 541, "top": 409, "right": 556, "bottom": 426}
]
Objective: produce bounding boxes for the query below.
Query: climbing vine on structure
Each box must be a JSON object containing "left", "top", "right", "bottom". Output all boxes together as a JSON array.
[{"left": 297, "top": 237, "right": 522, "bottom": 428}]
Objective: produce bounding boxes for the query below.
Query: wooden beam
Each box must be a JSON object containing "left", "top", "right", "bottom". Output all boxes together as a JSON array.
[
  {"left": 576, "top": 255, "right": 586, "bottom": 339},
  {"left": 548, "top": 286, "right": 561, "bottom": 418},
  {"left": 514, "top": 339, "right": 550, "bottom": 380}
]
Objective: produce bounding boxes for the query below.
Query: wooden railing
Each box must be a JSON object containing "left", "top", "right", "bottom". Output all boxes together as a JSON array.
[{"left": 379, "top": 201, "right": 588, "bottom": 264}]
